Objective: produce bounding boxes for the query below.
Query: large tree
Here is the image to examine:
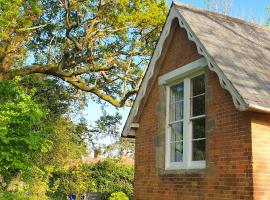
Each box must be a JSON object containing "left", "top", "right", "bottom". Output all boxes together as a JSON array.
[{"left": 0, "top": 0, "right": 167, "bottom": 106}]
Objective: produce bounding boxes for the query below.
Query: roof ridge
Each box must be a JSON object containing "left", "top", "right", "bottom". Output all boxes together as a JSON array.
[{"left": 173, "top": 1, "right": 270, "bottom": 32}]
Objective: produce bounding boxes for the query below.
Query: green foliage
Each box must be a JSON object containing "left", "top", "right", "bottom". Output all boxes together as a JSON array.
[
  {"left": 0, "top": 0, "right": 42, "bottom": 68},
  {"left": 0, "top": 0, "right": 168, "bottom": 106},
  {"left": 36, "top": 116, "right": 89, "bottom": 170},
  {"left": 20, "top": 75, "right": 82, "bottom": 116},
  {"left": 82, "top": 110, "right": 134, "bottom": 159},
  {"left": 0, "top": 0, "right": 41, "bottom": 40},
  {"left": 0, "top": 166, "right": 53, "bottom": 200},
  {"left": 50, "top": 159, "right": 134, "bottom": 200},
  {"left": 0, "top": 78, "right": 51, "bottom": 175},
  {"left": 109, "top": 192, "right": 129, "bottom": 200},
  {"left": 0, "top": 191, "right": 30, "bottom": 200},
  {"left": 85, "top": 111, "right": 123, "bottom": 157},
  {"left": 0, "top": 76, "right": 89, "bottom": 198}
]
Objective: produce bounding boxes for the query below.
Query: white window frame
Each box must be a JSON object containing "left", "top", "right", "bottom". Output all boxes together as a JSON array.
[{"left": 159, "top": 58, "right": 207, "bottom": 170}]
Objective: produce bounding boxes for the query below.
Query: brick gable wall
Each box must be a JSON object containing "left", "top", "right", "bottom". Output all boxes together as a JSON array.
[{"left": 134, "top": 22, "right": 254, "bottom": 200}]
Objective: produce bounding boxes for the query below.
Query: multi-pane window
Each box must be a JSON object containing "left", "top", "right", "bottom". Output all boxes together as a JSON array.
[{"left": 166, "top": 73, "right": 206, "bottom": 169}]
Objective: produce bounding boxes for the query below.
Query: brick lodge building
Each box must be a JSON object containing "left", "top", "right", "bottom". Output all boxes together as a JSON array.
[{"left": 122, "top": 2, "right": 270, "bottom": 200}]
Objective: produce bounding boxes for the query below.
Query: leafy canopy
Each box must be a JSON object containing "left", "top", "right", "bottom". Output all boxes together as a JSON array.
[
  {"left": 0, "top": 78, "right": 51, "bottom": 174},
  {"left": 0, "top": 0, "right": 168, "bottom": 106},
  {"left": 0, "top": 75, "right": 89, "bottom": 198}
]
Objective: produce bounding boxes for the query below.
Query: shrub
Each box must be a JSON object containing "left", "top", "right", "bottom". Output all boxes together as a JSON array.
[
  {"left": 0, "top": 192, "right": 30, "bottom": 200},
  {"left": 109, "top": 192, "right": 129, "bottom": 200},
  {"left": 49, "top": 159, "right": 134, "bottom": 200}
]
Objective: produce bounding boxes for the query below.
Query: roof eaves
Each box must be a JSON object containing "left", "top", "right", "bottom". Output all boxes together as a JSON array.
[{"left": 248, "top": 104, "right": 270, "bottom": 114}]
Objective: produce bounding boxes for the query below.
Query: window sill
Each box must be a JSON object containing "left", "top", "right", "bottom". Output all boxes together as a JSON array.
[
  {"left": 162, "top": 167, "right": 206, "bottom": 176},
  {"left": 160, "top": 161, "right": 206, "bottom": 175},
  {"left": 165, "top": 161, "right": 206, "bottom": 170},
  {"left": 165, "top": 166, "right": 205, "bottom": 171}
]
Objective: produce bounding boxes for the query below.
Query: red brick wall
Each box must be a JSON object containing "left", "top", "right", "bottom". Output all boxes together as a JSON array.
[
  {"left": 251, "top": 113, "right": 270, "bottom": 199},
  {"left": 134, "top": 24, "right": 253, "bottom": 199}
]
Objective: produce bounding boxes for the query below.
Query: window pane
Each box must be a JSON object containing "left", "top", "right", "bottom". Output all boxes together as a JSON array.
[
  {"left": 169, "top": 101, "right": 183, "bottom": 122},
  {"left": 191, "top": 74, "right": 205, "bottom": 96},
  {"left": 192, "top": 118, "right": 205, "bottom": 139},
  {"left": 170, "top": 142, "right": 183, "bottom": 162},
  {"left": 192, "top": 139, "right": 206, "bottom": 161},
  {"left": 170, "top": 83, "right": 184, "bottom": 103},
  {"left": 191, "top": 95, "right": 205, "bottom": 116},
  {"left": 170, "top": 122, "right": 183, "bottom": 142}
]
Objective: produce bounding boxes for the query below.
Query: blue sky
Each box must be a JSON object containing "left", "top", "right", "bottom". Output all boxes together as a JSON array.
[
  {"left": 83, "top": 0, "right": 270, "bottom": 129},
  {"left": 170, "top": 0, "right": 269, "bottom": 24}
]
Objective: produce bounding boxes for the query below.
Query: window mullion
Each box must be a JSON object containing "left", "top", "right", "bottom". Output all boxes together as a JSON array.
[
  {"left": 165, "top": 86, "right": 170, "bottom": 169},
  {"left": 183, "top": 78, "right": 191, "bottom": 168}
]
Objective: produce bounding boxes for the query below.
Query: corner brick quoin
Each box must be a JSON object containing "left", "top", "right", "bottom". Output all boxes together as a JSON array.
[{"left": 130, "top": 7, "right": 270, "bottom": 200}]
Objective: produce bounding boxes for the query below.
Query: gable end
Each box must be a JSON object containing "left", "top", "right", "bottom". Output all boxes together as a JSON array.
[{"left": 122, "top": 4, "right": 265, "bottom": 137}]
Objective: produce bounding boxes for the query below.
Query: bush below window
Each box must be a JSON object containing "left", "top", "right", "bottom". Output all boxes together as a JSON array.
[{"left": 49, "top": 159, "right": 134, "bottom": 200}]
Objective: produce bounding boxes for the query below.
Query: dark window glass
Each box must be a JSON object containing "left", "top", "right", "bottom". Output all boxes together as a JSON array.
[
  {"left": 192, "top": 140, "right": 206, "bottom": 161},
  {"left": 191, "top": 74, "right": 205, "bottom": 96},
  {"left": 191, "top": 95, "right": 205, "bottom": 116},
  {"left": 192, "top": 118, "right": 205, "bottom": 139}
]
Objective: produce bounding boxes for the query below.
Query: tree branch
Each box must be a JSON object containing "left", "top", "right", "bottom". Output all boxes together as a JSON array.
[
  {"left": 63, "top": 0, "right": 83, "bottom": 51},
  {"left": 3, "top": 65, "right": 58, "bottom": 79},
  {"left": 1, "top": 64, "right": 116, "bottom": 80},
  {"left": 1, "top": 63, "right": 137, "bottom": 107},
  {"left": 62, "top": 76, "right": 137, "bottom": 107},
  {"left": 18, "top": 24, "right": 48, "bottom": 32}
]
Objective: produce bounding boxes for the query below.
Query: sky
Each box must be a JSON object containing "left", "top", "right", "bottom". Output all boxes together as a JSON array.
[
  {"left": 82, "top": 0, "right": 270, "bottom": 130},
  {"left": 170, "top": 0, "right": 270, "bottom": 24}
]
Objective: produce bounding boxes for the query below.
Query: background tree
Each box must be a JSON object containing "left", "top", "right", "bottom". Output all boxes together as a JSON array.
[
  {"left": 0, "top": 0, "right": 168, "bottom": 107},
  {"left": 37, "top": 116, "right": 89, "bottom": 169},
  {"left": 20, "top": 75, "right": 90, "bottom": 169},
  {"left": 81, "top": 111, "right": 134, "bottom": 159},
  {"left": 267, "top": 6, "right": 270, "bottom": 26},
  {"left": 0, "top": 75, "right": 90, "bottom": 198},
  {"left": 105, "top": 138, "right": 135, "bottom": 159},
  {"left": 0, "top": 78, "right": 51, "bottom": 177},
  {"left": 204, "top": 0, "right": 232, "bottom": 15}
]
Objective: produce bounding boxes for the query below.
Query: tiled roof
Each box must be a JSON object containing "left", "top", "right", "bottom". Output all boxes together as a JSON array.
[{"left": 175, "top": 2, "right": 270, "bottom": 110}]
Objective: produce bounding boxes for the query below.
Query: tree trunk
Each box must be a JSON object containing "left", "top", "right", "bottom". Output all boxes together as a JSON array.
[{"left": 94, "top": 148, "right": 102, "bottom": 158}]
